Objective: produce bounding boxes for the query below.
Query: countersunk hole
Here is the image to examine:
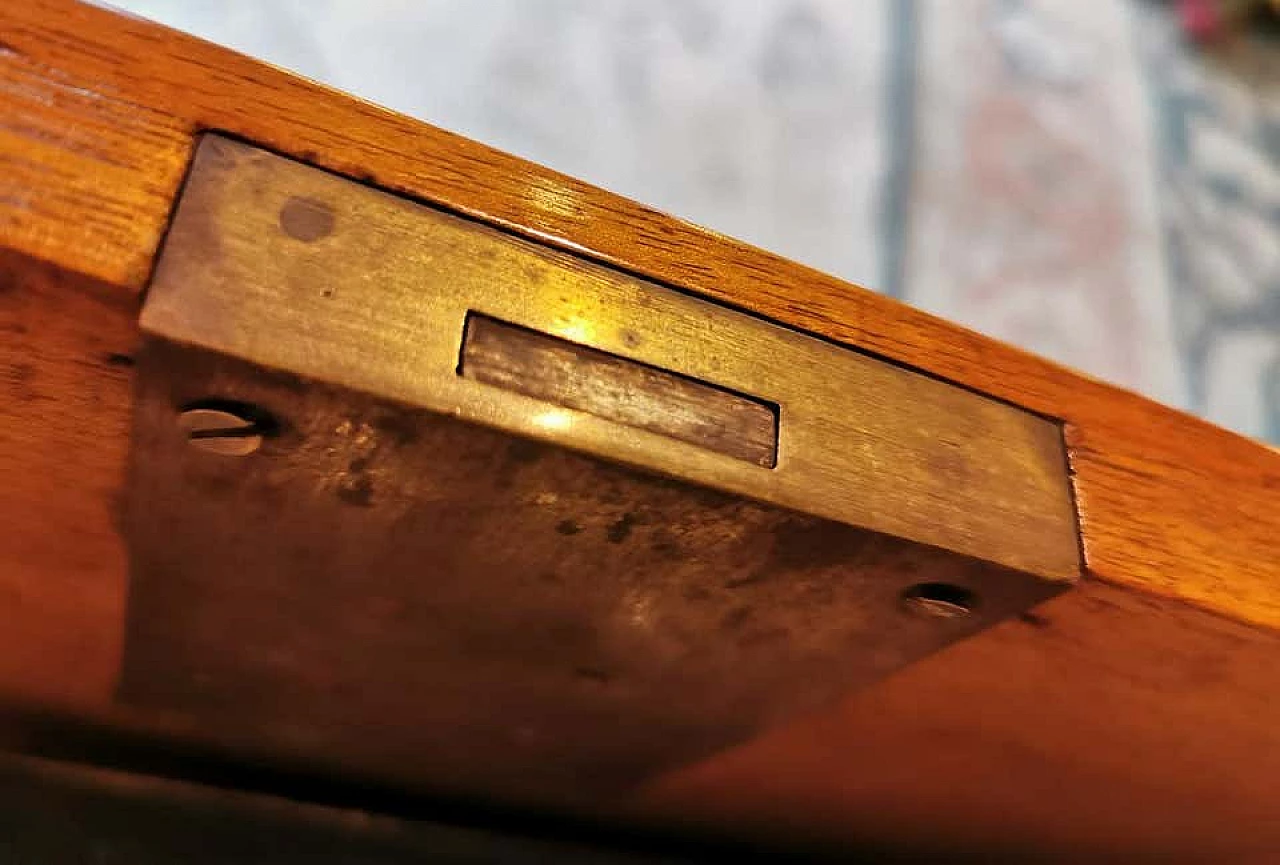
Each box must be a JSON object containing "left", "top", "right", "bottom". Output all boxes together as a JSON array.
[{"left": 902, "top": 582, "right": 976, "bottom": 619}]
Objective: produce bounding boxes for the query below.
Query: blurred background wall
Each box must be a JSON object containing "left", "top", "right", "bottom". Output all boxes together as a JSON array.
[{"left": 110, "top": 0, "right": 1280, "bottom": 443}]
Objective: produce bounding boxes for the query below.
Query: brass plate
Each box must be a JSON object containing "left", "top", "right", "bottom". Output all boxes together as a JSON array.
[{"left": 142, "top": 135, "right": 1079, "bottom": 581}]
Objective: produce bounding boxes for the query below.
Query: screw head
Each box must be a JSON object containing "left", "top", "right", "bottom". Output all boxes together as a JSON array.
[
  {"left": 901, "top": 582, "right": 976, "bottom": 619},
  {"left": 179, "top": 408, "right": 264, "bottom": 456}
]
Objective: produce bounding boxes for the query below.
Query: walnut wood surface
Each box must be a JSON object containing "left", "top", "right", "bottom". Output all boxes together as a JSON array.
[{"left": 1, "top": 1, "right": 1279, "bottom": 860}]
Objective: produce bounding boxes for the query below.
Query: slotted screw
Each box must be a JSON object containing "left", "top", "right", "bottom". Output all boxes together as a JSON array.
[{"left": 179, "top": 407, "right": 266, "bottom": 456}]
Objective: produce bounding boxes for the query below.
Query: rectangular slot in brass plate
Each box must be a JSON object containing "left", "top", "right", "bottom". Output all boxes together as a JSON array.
[{"left": 460, "top": 313, "right": 779, "bottom": 468}]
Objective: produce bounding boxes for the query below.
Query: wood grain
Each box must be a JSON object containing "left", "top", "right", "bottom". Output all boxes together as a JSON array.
[
  {"left": 0, "top": 250, "right": 130, "bottom": 706},
  {"left": 0, "top": 0, "right": 1276, "bottom": 630},
  {"left": 637, "top": 578, "right": 1280, "bottom": 861},
  {"left": 1, "top": 1, "right": 1279, "bottom": 860}
]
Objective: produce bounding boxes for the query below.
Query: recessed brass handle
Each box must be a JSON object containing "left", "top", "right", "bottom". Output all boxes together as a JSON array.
[{"left": 142, "top": 134, "right": 1079, "bottom": 583}]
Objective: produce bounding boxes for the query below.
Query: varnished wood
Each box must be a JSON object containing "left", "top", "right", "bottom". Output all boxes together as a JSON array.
[
  {"left": 0, "top": 251, "right": 129, "bottom": 707},
  {"left": 639, "top": 579, "right": 1280, "bottom": 861},
  {"left": 1, "top": 1, "right": 1279, "bottom": 859}
]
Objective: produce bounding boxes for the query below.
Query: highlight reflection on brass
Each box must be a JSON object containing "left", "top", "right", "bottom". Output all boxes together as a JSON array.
[{"left": 532, "top": 410, "right": 574, "bottom": 432}]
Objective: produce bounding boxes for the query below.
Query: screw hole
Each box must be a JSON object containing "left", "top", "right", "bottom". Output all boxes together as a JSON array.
[{"left": 902, "top": 582, "right": 976, "bottom": 619}]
